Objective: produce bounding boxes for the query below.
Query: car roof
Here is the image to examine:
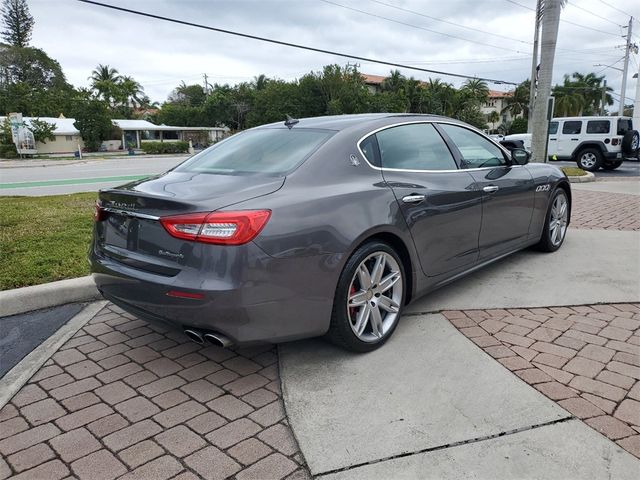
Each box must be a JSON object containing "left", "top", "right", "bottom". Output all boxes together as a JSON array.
[
  {"left": 259, "top": 113, "right": 451, "bottom": 131},
  {"left": 552, "top": 116, "right": 630, "bottom": 121}
]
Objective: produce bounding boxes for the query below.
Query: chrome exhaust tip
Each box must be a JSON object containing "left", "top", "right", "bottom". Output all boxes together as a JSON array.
[
  {"left": 184, "top": 329, "right": 205, "bottom": 345},
  {"left": 203, "top": 332, "right": 233, "bottom": 348}
]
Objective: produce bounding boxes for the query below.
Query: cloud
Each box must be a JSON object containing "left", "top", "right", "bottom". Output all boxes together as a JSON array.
[{"left": 29, "top": 0, "right": 637, "bottom": 106}]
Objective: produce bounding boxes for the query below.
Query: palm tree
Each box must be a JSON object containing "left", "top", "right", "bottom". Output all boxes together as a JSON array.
[
  {"left": 488, "top": 110, "right": 500, "bottom": 133},
  {"left": 381, "top": 70, "right": 406, "bottom": 93},
  {"left": 530, "top": 0, "right": 567, "bottom": 163},
  {"left": 119, "top": 75, "right": 145, "bottom": 108},
  {"left": 461, "top": 78, "right": 489, "bottom": 106},
  {"left": 89, "top": 64, "right": 121, "bottom": 105},
  {"left": 252, "top": 74, "right": 270, "bottom": 91},
  {"left": 502, "top": 80, "right": 530, "bottom": 118}
]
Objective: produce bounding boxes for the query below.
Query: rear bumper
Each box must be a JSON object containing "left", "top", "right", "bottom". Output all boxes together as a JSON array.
[{"left": 90, "top": 243, "right": 341, "bottom": 344}]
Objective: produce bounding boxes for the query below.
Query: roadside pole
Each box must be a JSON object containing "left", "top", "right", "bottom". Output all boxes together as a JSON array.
[
  {"left": 601, "top": 80, "right": 607, "bottom": 116},
  {"left": 527, "top": 0, "right": 543, "bottom": 134},
  {"left": 619, "top": 17, "right": 633, "bottom": 114}
]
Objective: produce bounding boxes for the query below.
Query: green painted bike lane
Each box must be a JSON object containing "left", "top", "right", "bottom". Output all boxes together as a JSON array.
[{"left": 0, "top": 174, "right": 148, "bottom": 189}]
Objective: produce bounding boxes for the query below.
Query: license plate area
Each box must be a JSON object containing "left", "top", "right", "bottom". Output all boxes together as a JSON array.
[{"left": 104, "top": 213, "right": 139, "bottom": 251}]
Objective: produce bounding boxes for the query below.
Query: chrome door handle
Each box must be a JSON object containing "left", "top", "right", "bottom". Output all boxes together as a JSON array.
[
  {"left": 402, "top": 194, "right": 426, "bottom": 204},
  {"left": 483, "top": 185, "right": 499, "bottom": 193}
]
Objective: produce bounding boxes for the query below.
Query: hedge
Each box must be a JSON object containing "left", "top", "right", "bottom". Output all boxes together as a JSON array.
[
  {"left": 140, "top": 141, "right": 189, "bottom": 154},
  {"left": 0, "top": 144, "right": 18, "bottom": 158}
]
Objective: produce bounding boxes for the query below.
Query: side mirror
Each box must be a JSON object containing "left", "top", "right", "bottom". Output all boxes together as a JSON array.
[{"left": 511, "top": 148, "right": 530, "bottom": 165}]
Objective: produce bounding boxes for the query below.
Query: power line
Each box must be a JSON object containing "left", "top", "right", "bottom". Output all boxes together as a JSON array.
[
  {"left": 366, "top": 0, "right": 531, "bottom": 45},
  {"left": 75, "top": 0, "right": 519, "bottom": 85},
  {"left": 319, "top": 0, "right": 525, "bottom": 54},
  {"left": 566, "top": 1, "right": 623, "bottom": 27},
  {"left": 505, "top": 0, "right": 622, "bottom": 37},
  {"left": 596, "top": 0, "right": 635, "bottom": 20}
]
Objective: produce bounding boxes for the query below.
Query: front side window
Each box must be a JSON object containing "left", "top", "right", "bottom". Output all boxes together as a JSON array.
[
  {"left": 175, "top": 128, "right": 333, "bottom": 175},
  {"left": 375, "top": 123, "right": 457, "bottom": 170},
  {"left": 586, "top": 120, "right": 610, "bottom": 134},
  {"left": 549, "top": 121, "right": 559, "bottom": 134},
  {"left": 439, "top": 124, "right": 507, "bottom": 168},
  {"left": 562, "top": 121, "right": 582, "bottom": 134}
]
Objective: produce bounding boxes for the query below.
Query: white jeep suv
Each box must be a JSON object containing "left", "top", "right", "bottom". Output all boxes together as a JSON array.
[{"left": 502, "top": 116, "right": 639, "bottom": 171}]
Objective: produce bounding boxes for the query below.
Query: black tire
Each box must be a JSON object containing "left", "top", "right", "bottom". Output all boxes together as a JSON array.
[
  {"left": 602, "top": 160, "right": 623, "bottom": 171},
  {"left": 576, "top": 148, "right": 602, "bottom": 172},
  {"left": 327, "top": 241, "right": 406, "bottom": 353},
  {"left": 535, "top": 188, "right": 570, "bottom": 253},
  {"left": 621, "top": 130, "right": 639, "bottom": 155}
]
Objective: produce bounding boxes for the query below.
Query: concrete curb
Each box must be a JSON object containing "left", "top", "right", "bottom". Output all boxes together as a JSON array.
[
  {"left": 0, "top": 276, "right": 100, "bottom": 318},
  {"left": 567, "top": 171, "right": 596, "bottom": 183},
  {"left": 0, "top": 301, "right": 107, "bottom": 410}
]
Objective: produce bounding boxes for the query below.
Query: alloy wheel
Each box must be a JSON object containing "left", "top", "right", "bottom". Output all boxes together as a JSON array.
[
  {"left": 549, "top": 192, "right": 568, "bottom": 247},
  {"left": 347, "top": 252, "right": 403, "bottom": 342},
  {"left": 580, "top": 152, "right": 597, "bottom": 169}
]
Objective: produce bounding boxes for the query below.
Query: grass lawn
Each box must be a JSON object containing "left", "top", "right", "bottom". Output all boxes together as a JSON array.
[{"left": 0, "top": 192, "right": 96, "bottom": 290}]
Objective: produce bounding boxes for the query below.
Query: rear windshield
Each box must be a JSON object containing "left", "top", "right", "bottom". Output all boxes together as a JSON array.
[{"left": 175, "top": 128, "right": 333, "bottom": 175}]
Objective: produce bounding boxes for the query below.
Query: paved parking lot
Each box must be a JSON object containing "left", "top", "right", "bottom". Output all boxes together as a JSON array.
[
  {"left": 0, "top": 304, "right": 309, "bottom": 479},
  {"left": 1, "top": 179, "right": 638, "bottom": 479}
]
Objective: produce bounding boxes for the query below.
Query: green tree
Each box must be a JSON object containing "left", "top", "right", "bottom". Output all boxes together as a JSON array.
[
  {"left": 89, "top": 64, "right": 121, "bottom": 105},
  {"left": 509, "top": 117, "right": 528, "bottom": 134},
  {"left": 169, "top": 82, "right": 207, "bottom": 107},
  {"left": 118, "top": 75, "right": 145, "bottom": 108},
  {"left": 1, "top": 0, "right": 33, "bottom": 47},
  {"left": 460, "top": 78, "right": 489, "bottom": 106},
  {"left": 73, "top": 100, "right": 112, "bottom": 151},
  {"left": 28, "top": 118, "right": 55, "bottom": 143},
  {"left": 487, "top": 110, "right": 500, "bottom": 132},
  {"left": 502, "top": 80, "right": 530, "bottom": 118}
]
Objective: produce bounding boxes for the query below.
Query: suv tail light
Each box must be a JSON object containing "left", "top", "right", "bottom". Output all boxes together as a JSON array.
[
  {"left": 160, "top": 210, "right": 271, "bottom": 245},
  {"left": 612, "top": 138, "right": 620, "bottom": 146}
]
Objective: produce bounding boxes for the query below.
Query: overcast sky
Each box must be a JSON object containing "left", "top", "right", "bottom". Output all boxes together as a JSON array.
[{"left": 30, "top": 0, "right": 639, "bottom": 110}]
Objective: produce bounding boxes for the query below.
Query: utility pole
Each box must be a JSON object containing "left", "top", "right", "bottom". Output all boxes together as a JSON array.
[
  {"left": 527, "top": 0, "right": 543, "bottom": 133},
  {"left": 600, "top": 79, "right": 608, "bottom": 115},
  {"left": 203, "top": 73, "right": 209, "bottom": 96},
  {"left": 530, "top": 0, "right": 563, "bottom": 163},
  {"left": 619, "top": 17, "right": 633, "bottom": 115}
]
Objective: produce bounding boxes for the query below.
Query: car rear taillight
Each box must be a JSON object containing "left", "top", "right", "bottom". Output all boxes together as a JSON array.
[
  {"left": 612, "top": 138, "right": 620, "bottom": 146},
  {"left": 160, "top": 210, "right": 271, "bottom": 245},
  {"left": 94, "top": 202, "right": 106, "bottom": 222}
]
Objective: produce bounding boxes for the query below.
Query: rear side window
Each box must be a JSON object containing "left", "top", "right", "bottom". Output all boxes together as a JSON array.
[
  {"left": 439, "top": 124, "right": 507, "bottom": 168},
  {"left": 549, "top": 121, "right": 558, "bottom": 134},
  {"left": 360, "top": 135, "right": 380, "bottom": 166},
  {"left": 618, "top": 118, "right": 632, "bottom": 135},
  {"left": 375, "top": 123, "right": 457, "bottom": 170},
  {"left": 175, "top": 128, "right": 333, "bottom": 175},
  {"left": 586, "top": 121, "right": 610, "bottom": 134},
  {"left": 562, "top": 121, "right": 582, "bottom": 134}
]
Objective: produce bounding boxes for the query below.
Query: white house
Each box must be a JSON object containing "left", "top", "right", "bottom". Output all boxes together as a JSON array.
[
  {"left": 481, "top": 90, "right": 523, "bottom": 131},
  {"left": 2, "top": 115, "right": 229, "bottom": 155}
]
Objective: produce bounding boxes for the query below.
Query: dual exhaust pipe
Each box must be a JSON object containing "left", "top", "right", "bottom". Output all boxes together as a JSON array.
[{"left": 184, "top": 328, "right": 233, "bottom": 348}]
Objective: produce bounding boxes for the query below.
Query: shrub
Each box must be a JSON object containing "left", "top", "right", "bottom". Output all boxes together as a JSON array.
[
  {"left": 509, "top": 117, "right": 528, "bottom": 134},
  {"left": 140, "top": 141, "right": 189, "bottom": 154},
  {"left": 0, "top": 144, "right": 18, "bottom": 158}
]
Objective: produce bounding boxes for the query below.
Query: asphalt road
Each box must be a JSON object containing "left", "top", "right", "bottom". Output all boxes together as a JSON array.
[
  {"left": 1, "top": 155, "right": 637, "bottom": 196},
  {"left": 551, "top": 159, "right": 640, "bottom": 178},
  {"left": 0, "top": 155, "right": 188, "bottom": 196},
  {"left": 0, "top": 303, "right": 84, "bottom": 377}
]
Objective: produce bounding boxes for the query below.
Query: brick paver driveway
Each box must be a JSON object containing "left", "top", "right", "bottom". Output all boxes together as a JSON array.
[
  {"left": 0, "top": 304, "right": 309, "bottom": 480},
  {"left": 444, "top": 186, "right": 640, "bottom": 459}
]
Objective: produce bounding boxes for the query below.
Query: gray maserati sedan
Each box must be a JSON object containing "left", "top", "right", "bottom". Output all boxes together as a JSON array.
[{"left": 90, "top": 114, "right": 570, "bottom": 352}]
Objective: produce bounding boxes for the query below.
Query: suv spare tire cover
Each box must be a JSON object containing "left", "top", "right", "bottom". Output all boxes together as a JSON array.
[{"left": 621, "top": 130, "right": 639, "bottom": 154}]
